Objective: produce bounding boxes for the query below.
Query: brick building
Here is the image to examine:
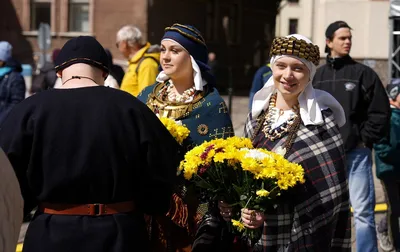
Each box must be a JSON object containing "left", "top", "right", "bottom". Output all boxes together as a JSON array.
[{"left": 1, "top": 0, "right": 280, "bottom": 93}]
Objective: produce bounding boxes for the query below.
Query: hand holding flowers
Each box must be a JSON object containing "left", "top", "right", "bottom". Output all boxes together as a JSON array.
[
  {"left": 218, "top": 200, "right": 233, "bottom": 222},
  {"left": 218, "top": 202, "right": 265, "bottom": 229},
  {"left": 241, "top": 209, "right": 265, "bottom": 229}
]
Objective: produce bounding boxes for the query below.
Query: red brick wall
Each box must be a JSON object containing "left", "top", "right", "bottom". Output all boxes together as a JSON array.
[
  {"left": 1, "top": 0, "right": 34, "bottom": 64},
  {"left": 93, "top": 0, "right": 147, "bottom": 62}
]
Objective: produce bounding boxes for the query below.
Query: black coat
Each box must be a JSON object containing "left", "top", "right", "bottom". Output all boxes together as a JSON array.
[{"left": 0, "top": 86, "right": 181, "bottom": 252}]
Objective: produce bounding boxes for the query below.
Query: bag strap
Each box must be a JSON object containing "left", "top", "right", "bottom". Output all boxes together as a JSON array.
[{"left": 135, "top": 56, "right": 159, "bottom": 75}]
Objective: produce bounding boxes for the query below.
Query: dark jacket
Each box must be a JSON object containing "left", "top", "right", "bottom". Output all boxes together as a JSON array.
[
  {"left": 249, "top": 64, "right": 272, "bottom": 111},
  {"left": 313, "top": 55, "right": 390, "bottom": 152},
  {"left": 0, "top": 59, "right": 26, "bottom": 125},
  {"left": 31, "top": 62, "right": 57, "bottom": 93},
  {"left": 374, "top": 108, "right": 400, "bottom": 180}
]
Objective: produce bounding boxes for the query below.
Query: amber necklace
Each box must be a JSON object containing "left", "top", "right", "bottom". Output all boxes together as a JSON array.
[
  {"left": 158, "top": 80, "right": 195, "bottom": 103},
  {"left": 261, "top": 93, "right": 300, "bottom": 141}
]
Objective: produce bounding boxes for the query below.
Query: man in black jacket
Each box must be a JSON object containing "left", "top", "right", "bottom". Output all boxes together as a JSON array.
[{"left": 313, "top": 21, "right": 390, "bottom": 252}]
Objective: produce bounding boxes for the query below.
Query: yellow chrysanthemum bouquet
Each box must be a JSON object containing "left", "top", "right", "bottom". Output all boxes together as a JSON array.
[
  {"left": 178, "top": 136, "right": 305, "bottom": 243},
  {"left": 159, "top": 117, "right": 190, "bottom": 145}
]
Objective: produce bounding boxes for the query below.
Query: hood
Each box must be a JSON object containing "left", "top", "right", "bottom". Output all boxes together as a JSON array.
[
  {"left": 3, "top": 58, "right": 22, "bottom": 72},
  {"left": 130, "top": 42, "right": 160, "bottom": 63},
  {"left": 144, "top": 44, "right": 160, "bottom": 62},
  {"left": 40, "top": 62, "right": 55, "bottom": 73},
  {"left": 144, "top": 50, "right": 160, "bottom": 62}
]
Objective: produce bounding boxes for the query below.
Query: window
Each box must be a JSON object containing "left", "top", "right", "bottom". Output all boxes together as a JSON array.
[
  {"left": 69, "top": 0, "right": 90, "bottom": 32},
  {"left": 30, "top": 0, "right": 51, "bottom": 31},
  {"left": 289, "top": 19, "right": 298, "bottom": 34}
]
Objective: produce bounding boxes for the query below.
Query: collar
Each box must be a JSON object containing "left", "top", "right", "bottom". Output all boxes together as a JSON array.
[
  {"left": 129, "top": 42, "right": 151, "bottom": 64},
  {"left": 0, "top": 67, "right": 13, "bottom": 78},
  {"left": 326, "top": 55, "right": 354, "bottom": 69}
]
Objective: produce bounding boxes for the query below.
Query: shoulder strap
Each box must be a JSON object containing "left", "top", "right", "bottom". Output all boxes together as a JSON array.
[{"left": 135, "top": 56, "right": 159, "bottom": 75}]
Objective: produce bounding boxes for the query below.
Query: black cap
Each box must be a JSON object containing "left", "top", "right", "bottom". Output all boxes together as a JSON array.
[
  {"left": 324, "top": 21, "right": 352, "bottom": 53},
  {"left": 54, "top": 36, "right": 109, "bottom": 74}
]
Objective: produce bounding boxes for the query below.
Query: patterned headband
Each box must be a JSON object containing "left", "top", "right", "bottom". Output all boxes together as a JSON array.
[
  {"left": 270, "top": 36, "right": 320, "bottom": 66},
  {"left": 164, "top": 23, "right": 206, "bottom": 46}
]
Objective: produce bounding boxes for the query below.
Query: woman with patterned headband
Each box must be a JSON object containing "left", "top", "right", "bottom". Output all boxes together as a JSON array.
[
  {"left": 137, "top": 24, "right": 234, "bottom": 251},
  {"left": 219, "top": 34, "right": 351, "bottom": 251}
]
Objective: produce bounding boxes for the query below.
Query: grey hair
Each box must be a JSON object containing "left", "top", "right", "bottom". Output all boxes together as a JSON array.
[{"left": 117, "top": 25, "right": 145, "bottom": 47}]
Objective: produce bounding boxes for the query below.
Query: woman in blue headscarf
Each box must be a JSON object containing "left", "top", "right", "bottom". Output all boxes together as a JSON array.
[{"left": 138, "top": 24, "right": 234, "bottom": 252}]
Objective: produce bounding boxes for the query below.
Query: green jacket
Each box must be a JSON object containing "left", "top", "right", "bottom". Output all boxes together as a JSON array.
[{"left": 374, "top": 108, "right": 400, "bottom": 180}]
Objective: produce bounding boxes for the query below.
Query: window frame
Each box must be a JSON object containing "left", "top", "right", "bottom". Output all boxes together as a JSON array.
[
  {"left": 67, "top": 0, "right": 90, "bottom": 33},
  {"left": 22, "top": 0, "right": 56, "bottom": 34},
  {"left": 22, "top": 0, "right": 93, "bottom": 37}
]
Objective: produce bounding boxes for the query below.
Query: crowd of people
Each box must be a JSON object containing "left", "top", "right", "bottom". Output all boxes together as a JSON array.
[{"left": 0, "top": 20, "right": 398, "bottom": 252}]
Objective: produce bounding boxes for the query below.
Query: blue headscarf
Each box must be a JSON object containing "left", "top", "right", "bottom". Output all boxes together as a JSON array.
[{"left": 161, "top": 24, "right": 215, "bottom": 88}]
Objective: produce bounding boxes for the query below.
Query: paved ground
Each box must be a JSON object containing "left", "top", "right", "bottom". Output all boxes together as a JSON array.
[{"left": 17, "top": 96, "right": 390, "bottom": 251}]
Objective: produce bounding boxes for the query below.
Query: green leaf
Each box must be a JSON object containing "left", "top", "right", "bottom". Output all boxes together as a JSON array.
[
  {"left": 233, "top": 184, "right": 243, "bottom": 195},
  {"left": 196, "top": 179, "right": 213, "bottom": 189}
]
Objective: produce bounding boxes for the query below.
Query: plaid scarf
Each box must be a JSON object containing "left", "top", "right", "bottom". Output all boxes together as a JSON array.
[{"left": 244, "top": 109, "right": 351, "bottom": 252}]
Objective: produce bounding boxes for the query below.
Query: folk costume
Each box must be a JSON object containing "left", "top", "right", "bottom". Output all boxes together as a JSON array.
[
  {"left": 137, "top": 24, "right": 234, "bottom": 252},
  {"left": 0, "top": 36, "right": 181, "bottom": 252},
  {"left": 244, "top": 35, "right": 351, "bottom": 251}
]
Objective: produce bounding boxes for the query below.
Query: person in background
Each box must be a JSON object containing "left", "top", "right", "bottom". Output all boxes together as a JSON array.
[
  {"left": 374, "top": 81, "right": 400, "bottom": 252},
  {"left": 0, "top": 36, "right": 181, "bottom": 252},
  {"left": 105, "top": 49, "right": 125, "bottom": 86},
  {"left": 248, "top": 62, "right": 272, "bottom": 111},
  {"left": 0, "top": 147, "right": 23, "bottom": 252},
  {"left": 313, "top": 21, "right": 390, "bottom": 252},
  {"left": 116, "top": 25, "right": 160, "bottom": 96},
  {"left": 0, "top": 41, "right": 26, "bottom": 125},
  {"left": 31, "top": 48, "right": 60, "bottom": 94},
  {"left": 208, "top": 52, "right": 218, "bottom": 76}
]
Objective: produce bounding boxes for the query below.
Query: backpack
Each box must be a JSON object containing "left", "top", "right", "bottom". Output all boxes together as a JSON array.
[{"left": 31, "top": 72, "right": 47, "bottom": 93}]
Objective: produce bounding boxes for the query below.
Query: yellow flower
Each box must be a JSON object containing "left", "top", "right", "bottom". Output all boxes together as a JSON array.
[
  {"left": 256, "top": 189, "right": 270, "bottom": 197},
  {"left": 159, "top": 117, "right": 190, "bottom": 144},
  {"left": 231, "top": 219, "right": 245, "bottom": 232}
]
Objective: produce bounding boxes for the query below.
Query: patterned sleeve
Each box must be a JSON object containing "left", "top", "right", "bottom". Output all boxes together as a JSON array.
[{"left": 257, "top": 109, "right": 351, "bottom": 251}]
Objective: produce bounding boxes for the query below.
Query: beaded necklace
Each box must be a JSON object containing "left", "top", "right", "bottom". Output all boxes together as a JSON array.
[
  {"left": 157, "top": 80, "right": 196, "bottom": 103},
  {"left": 261, "top": 93, "right": 300, "bottom": 141}
]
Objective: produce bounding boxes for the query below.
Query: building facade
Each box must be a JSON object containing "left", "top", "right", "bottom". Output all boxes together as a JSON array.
[
  {"left": 1, "top": 0, "right": 281, "bottom": 93},
  {"left": 276, "top": 0, "right": 390, "bottom": 85}
]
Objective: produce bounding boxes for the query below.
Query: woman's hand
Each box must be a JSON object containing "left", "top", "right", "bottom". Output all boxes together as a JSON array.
[
  {"left": 241, "top": 208, "right": 265, "bottom": 229},
  {"left": 218, "top": 201, "right": 233, "bottom": 222}
]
